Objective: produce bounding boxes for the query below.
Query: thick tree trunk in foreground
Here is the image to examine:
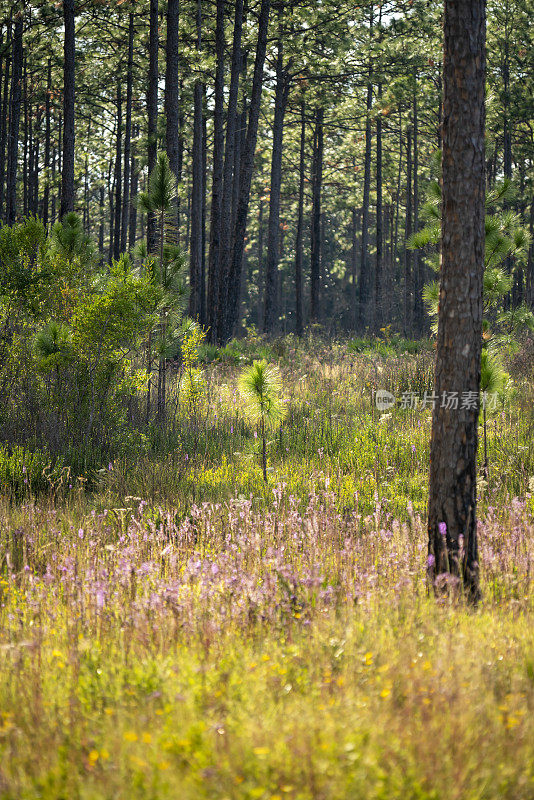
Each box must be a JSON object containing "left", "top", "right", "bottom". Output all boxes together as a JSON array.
[
  {"left": 427, "top": 0, "right": 486, "bottom": 602},
  {"left": 60, "top": 0, "right": 75, "bottom": 219}
]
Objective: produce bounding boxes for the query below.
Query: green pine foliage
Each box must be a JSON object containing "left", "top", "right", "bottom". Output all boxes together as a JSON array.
[{"left": 410, "top": 175, "right": 532, "bottom": 348}]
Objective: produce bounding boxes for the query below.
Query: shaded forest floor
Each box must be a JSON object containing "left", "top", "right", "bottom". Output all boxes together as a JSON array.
[{"left": 1, "top": 336, "right": 534, "bottom": 799}]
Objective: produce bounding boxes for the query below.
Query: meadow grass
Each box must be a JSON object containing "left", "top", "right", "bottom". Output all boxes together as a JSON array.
[{"left": 1, "top": 337, "right": 534, "bottom": 799}]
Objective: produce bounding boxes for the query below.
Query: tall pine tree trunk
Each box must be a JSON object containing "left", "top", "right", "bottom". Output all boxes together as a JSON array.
[
  {"left": 225, "top": 0, "right": 271, "bottom": 341},
  {"left": 146, "top": 0, "right": 158, "bottom": 253},
  {"left": 6, "top": 12, "right": 22, "bottom": 226},
  {"left": 412, "top": 79, "right": 423, "bottom": 334},
  {"left": 129, "top": 123, "right": 139, "bottom": 249},
  {"left": 189, "top": 0, "right": 203, "bottom": 319},
  {"left": 121, "top": 12, "right": 134, "bottom": 252},
  {"left": 207, "top": 0, "right": 225, "bottom": 341},
  {"left": 375, "top": 84, "right": 383, "bottom": 333},
  {"left": 43, "top": 57, "right": 51, "bottom": 227},
  {"left": 294, "top": 100, "right": 305, "bottom": 337},
  {"left": 216, "top": 0, "right": 244, "bottom": 342},
  {"left": 0, "top": 24, "right": 10, "bottom": 222},
  {"left": 404, "top": 126, "right": 412, "bottom": 336},
  {"left": 263, "top": 28, "right": 289, "bottom": 334},
  {"left": 113, "top": 82, "right": 122, "bottom": 261},
  {"left": 60, "top": 0, "right": 75, "bottom": 218},
  {"left": 427, "top": 0, "right": 486, "bottom": 602},
  {"left": 310, "top": 106, "right": 323, "bottom": 323},
  {"left": 165, "top": 0, "right": 180, "bottom": 235},
  {"left": 358, "top": 4, "right": 374, "bottom": 330}
]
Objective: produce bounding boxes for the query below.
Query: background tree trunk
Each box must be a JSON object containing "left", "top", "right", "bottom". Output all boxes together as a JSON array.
[
  {"left": 146, "top": 0, "right": 158, "bottom": 253},
  {"left": 263, "top": 30, "right": 289, "bottom": 335},
  {"left": 112, "top": 82, "right": 122, "bottom": 261},
  {"left": 189, "top": 0, "right": 203, "bottom": 319},
  {"left": 225, "top": 0, "right": 271, "bottom": 341},
  {"left": 358, "top": 5, "right": 373, "bottom": 331},
  {"left": 0, "top": 23, "right": 10, "bottom": 223},
  {"left": 375, "top": 84, "right": 383, "bottom": 333},
  {"left": 310, "top": 106, "right": 323, "bottom": 323},
  {"left": 216, "top": 0, "right": 244, "bottom": 342},
  {"left": 404, "top": 126, "right": 412, "bottom": 336},
  {"left": 42, "top": 57, "right": 51, "bottom": 227},
  {"left": 6, "top": 13, "right": 22, "bottom": 226},
  {"left": 121, "top": 12, "right": 134, "bottom": 252},
  {"left": 294, "top": 100, "right": 305, "bottom": 337},
  {"left": 207, "top": 0, "right": 225, "bottom": 341},
  {"left": 165, "top": 0, "right": 180, "bottom": 236},
  {"left": 60, "top": 0, "right": 75, "bottom": 219}
]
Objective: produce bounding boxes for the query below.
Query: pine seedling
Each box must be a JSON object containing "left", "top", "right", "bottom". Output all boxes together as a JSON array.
[{"left": 238, "top": 359, "right": 286, "bottom": 482}]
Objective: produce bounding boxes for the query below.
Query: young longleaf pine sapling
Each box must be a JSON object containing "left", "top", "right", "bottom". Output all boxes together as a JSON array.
[{"left": 238, "top": 360, "right": 286, "bottom": 483}]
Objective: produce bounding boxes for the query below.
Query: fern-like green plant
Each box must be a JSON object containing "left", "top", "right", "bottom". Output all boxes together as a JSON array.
[{"left": 238, "top": 360, "right": 286, "bottom": 482}]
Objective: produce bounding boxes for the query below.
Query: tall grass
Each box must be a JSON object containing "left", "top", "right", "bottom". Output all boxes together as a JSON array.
[{"left": 1, "top": 337, "right": 534, "bottom": 798}]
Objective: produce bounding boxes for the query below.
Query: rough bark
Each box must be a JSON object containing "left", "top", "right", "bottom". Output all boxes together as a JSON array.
[{"left": 427, "top": 0, "right": 486, "bottom": 602}]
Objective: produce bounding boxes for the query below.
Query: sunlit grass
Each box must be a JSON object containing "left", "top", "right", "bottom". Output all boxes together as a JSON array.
[{"left": 1, "top": 336, "right": 534, "bottom": 798}]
